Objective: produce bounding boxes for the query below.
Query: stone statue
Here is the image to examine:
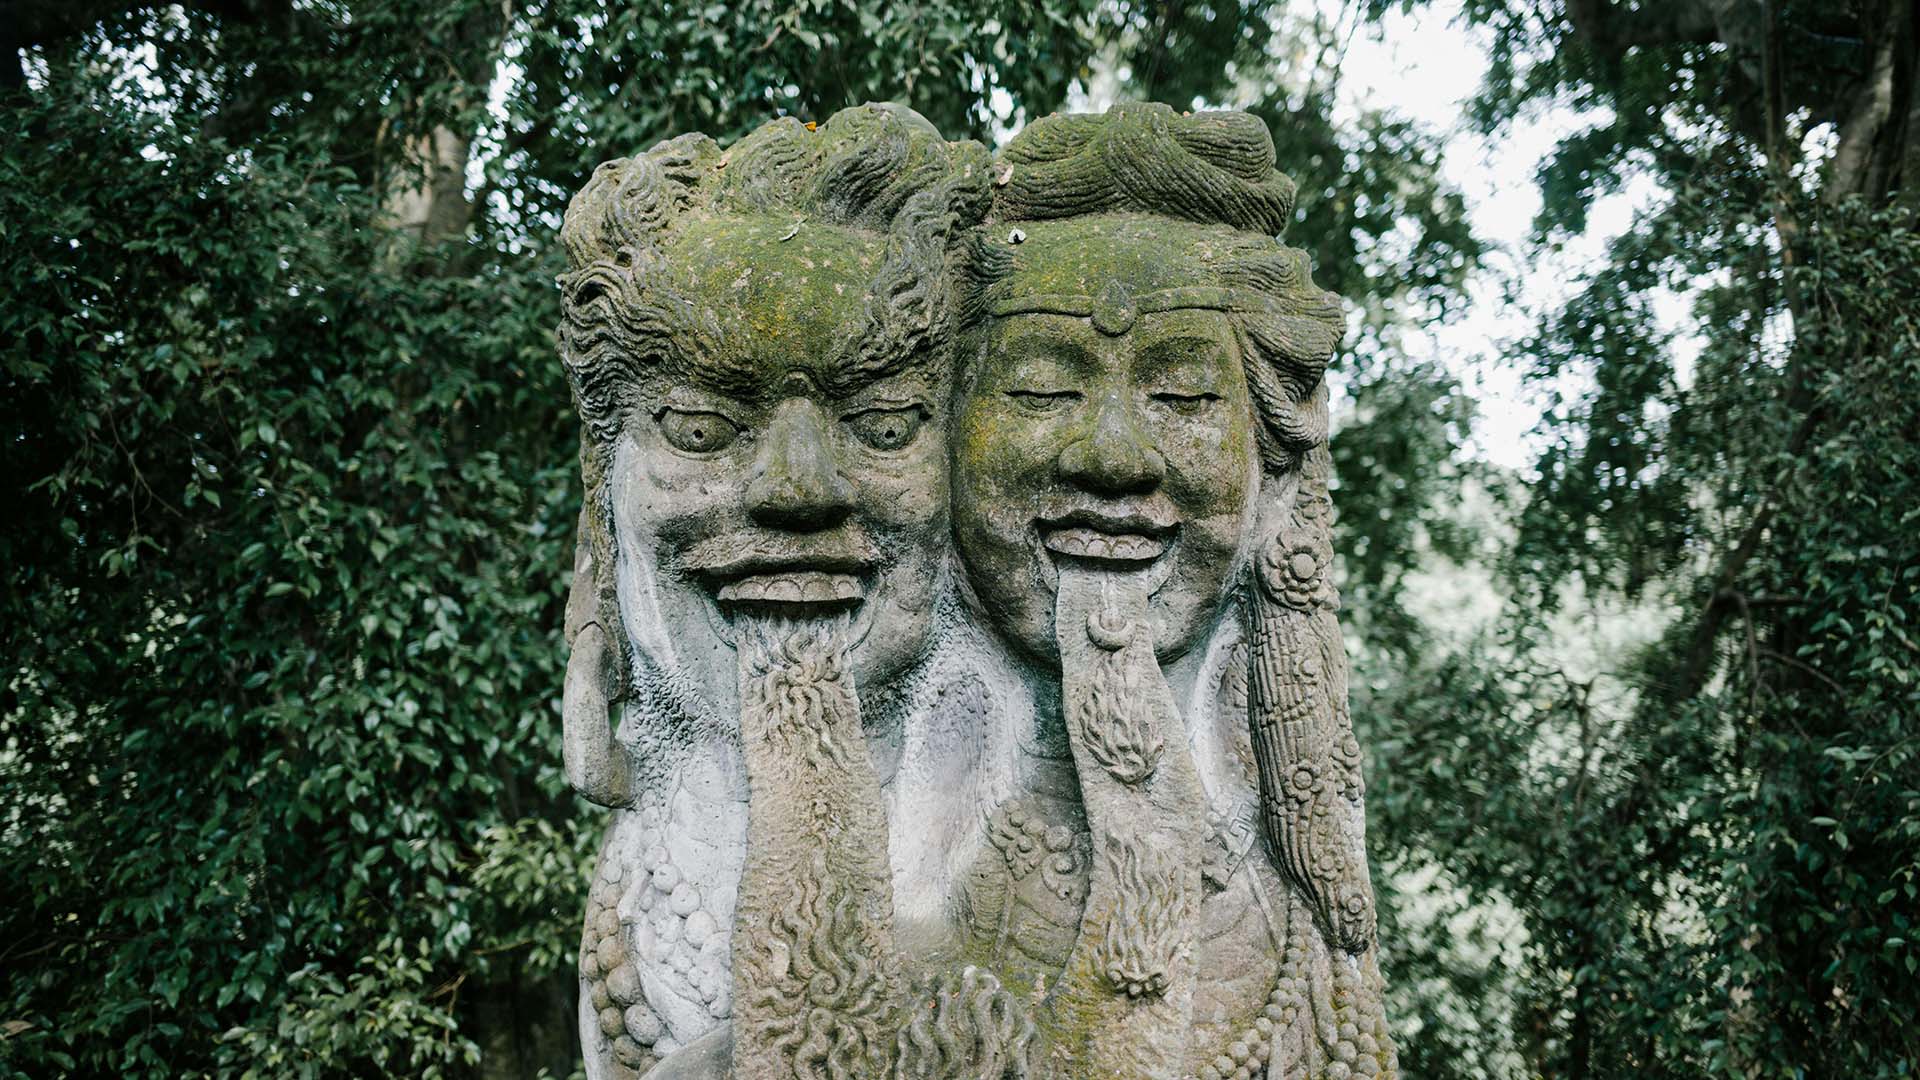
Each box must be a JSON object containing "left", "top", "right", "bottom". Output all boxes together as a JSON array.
[
  {"left": 556, "top": 101, "right": 1396, "bottom": 1080},
  {"left": 554, "top": 102, "right": 994, "bottom": 1077}
]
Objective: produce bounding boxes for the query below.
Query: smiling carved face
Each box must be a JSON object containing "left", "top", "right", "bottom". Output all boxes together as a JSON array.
[
  {"left": 606, "top": 215, "right": 948, "bottom": 715},
  {"left": 953, "top": 216, "right": 1261, "bottom": 663}
]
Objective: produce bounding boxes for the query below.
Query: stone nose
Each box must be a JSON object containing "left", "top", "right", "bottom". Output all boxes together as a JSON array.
[
  {"left": 746, "top": 399, "right": 856, "bottom": 531},
  {"left": 1056, "top": 391, "right": 1166, "bottom": 495}
]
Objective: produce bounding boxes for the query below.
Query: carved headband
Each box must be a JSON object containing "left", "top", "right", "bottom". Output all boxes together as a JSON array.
[{"left": 986, "top": 280, "right": 1274, "bottom": 336}]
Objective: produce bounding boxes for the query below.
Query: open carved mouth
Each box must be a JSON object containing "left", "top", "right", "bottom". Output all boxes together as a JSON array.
[
  {"left": 680, "top": 540, "right": 881, "bottom": 644},
  {"left": 705, "top": 558, "right": 872, "bottom": 614},
  {"left": 715, "top": 569, "right": 866, "bottom": 605},
  {"left": 1033, "top": 508, "right": 1180, "bottom": 591},
  {"left": 1042, "top": 526, "right": 1169, "bottom": 563}
]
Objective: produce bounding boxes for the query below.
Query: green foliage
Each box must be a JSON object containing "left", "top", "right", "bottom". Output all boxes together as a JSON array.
[
  {"left": 492, "top": 0, "right": 1100, "bottom": 184},
  {"left": 1331, "top": 362, "right": 1492, "bottom": 657},
  {"left": 0, "top": 66, "right": 589, "bottom": 1075},
  {"left": 1689, "top": 200, "right": 1920, "bottom": 1071},
  {"left": 12, "top": 2, "right": 1436, "bottom": 1076},
  {"left": 1354, "top": 1, "right": 1920, "bottom": 1075}
]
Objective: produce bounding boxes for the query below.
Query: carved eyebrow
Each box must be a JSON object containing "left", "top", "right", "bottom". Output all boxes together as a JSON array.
[
  {"left": 1134, "top": 332, "right": 1226, "bottom": 360},
  {"left": 993, "top": 321, "right": 1101, "bottom": 377},
  {"left": 822, "top": 330, "right": 938, "bottom": 398},
  {"left": 654, "top": 326, "right": 762, "bottom": 401},
  {"left": 586, "top": 264, "right": 762, "bottom": 396},
  {"left": 655, "top": 380, "right": 747, "bottom": 413},
  {"left": 818, "top": 253, "right": 946, "bottom": 397},
  {"left": 627, "top": 275, "right": 837, "bottom": 404},
  {"left": 1127, "top": 323, "right": 1234, "bottom": 390}
]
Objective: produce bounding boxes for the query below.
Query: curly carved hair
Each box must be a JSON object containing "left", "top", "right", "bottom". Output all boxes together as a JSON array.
[
  {"left": 967, "top": 101, "right": 1345, "bottom": 476},
  {"left": 558, "top": 103, "right": 990, "bottom": 473}
]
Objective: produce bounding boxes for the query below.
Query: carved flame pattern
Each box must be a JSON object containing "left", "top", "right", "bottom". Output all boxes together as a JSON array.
[
  {"left": 1074, "top": 642, "right": 1166, "bottom": 785},
  {"left": 1089, "top": 835, "right": 1187, "bottom": 999}
]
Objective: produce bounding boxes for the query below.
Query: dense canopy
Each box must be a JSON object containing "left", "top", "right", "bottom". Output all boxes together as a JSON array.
[{"left": 3, "top": 1, "right": 1915, "bottom": 1076}]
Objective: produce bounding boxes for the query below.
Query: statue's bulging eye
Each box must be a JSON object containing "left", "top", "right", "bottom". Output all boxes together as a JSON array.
[
  {"left": 658, "top": 408, "right": 741, "bottom": 454},
  {"left": 846, "top": 406, "right": 925, "bottom": 452},
  {"left": 1007, "top": 389, "right": 1080, "bottom": 415}
]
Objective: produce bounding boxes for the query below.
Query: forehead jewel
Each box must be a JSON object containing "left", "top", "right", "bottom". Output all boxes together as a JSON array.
[{"left": 1091, "top": 281, "right": 1138, "bottom": 336}]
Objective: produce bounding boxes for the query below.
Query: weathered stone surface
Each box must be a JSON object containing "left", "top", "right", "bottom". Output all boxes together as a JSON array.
[{"left": 555, "top": 100, "right": 1396, "bottom": 1079}]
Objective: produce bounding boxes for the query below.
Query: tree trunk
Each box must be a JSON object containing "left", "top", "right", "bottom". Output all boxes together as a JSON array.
[
  {"left": 1825, "top": 3, "right": 1905, "bottom": 202},
  {"left": 383, "top": 124, "right": 474, "bottom": 248},
  {"left": 475, "top": 963, "right": 580, "bottom": 1080}
]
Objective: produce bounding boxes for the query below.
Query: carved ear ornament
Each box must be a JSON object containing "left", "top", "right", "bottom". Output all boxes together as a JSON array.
[{"left": 1256, "top": 537, "right": 1330, "bottom": 612}]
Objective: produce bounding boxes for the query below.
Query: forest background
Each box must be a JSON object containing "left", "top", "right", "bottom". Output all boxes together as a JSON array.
[{"left": 3, "top": 0, "right": 1917, "bottom": 1076}]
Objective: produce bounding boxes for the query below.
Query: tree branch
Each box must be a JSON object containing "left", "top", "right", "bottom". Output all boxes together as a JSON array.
[
  {"left": 1564, "top": 0, "right": 1730, "bottom": 53},
  {"left": 1825, "top": 8, "right": 1903, "bottom": 203},
  {"left": 1759, "top": 647, "right": 1847, "bottom": 696},
  {"left": 1668, "top": 405, "right": 1821, "bottom": 703}
]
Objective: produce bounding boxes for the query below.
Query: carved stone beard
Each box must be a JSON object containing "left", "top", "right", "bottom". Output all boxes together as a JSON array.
[
  {"left": 713, "top": 611, "right": 1042, "bottom": 1080},
  {"left": 1042, "top": 565, "right": 1212, "bottom": 1078},
  {"left": 728, "top": 611, "right": 902, "bottom": 1080}
]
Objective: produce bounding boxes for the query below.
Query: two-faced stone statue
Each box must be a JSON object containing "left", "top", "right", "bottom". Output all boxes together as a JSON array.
[{"left": 556, "top": 101, "right": 1397, "bottom": 1080}]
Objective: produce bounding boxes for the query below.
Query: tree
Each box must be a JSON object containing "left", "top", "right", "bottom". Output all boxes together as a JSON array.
[{"left": 1357, "top": 0, "right": 1920, "bottom": 1074}]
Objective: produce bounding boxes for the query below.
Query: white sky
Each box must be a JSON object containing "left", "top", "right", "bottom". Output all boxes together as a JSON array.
[
  {"left": 1331, "top": 1, "right": 1670, "bottom": 470},
  {"left": 1335, "top": 0, "right": 1712, "bottom": 472}
]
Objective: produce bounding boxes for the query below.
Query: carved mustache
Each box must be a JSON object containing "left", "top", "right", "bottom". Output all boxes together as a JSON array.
[{"left": 676, "top": 529, "right": 883, "bottom": 579}]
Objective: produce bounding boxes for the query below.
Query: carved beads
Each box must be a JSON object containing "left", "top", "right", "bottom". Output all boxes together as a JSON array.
[{"left": 579, "top": 849, "right": 666, "bottom": 1079}]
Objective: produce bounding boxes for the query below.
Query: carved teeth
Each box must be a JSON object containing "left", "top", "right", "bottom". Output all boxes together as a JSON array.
[
  {"left": 1043, "top": 527, "right": 1166, "bottom": 562},
  {"left": 716, "top": 572, "right": 864, "bottom": 605}
]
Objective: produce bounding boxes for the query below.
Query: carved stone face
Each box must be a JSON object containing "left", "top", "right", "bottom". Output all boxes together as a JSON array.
[
  {"left": 953, "top": 216, "right": 1260, "bottom": 663},
  {"left": 607, "top": 216, "right": 947, "bottom": 715}
]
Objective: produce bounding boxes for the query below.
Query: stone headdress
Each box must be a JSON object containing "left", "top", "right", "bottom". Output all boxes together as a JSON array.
[{"left": 975, "top": 101, "right": 1378, "bottom": 955}]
